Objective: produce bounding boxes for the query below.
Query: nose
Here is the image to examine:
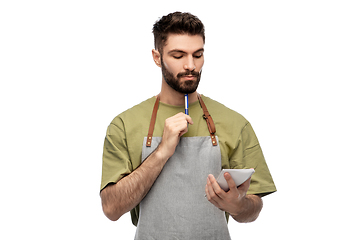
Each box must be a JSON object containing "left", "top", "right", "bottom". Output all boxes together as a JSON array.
[{"left": 184, "top": 56, "right": 196, "bottom": 71}]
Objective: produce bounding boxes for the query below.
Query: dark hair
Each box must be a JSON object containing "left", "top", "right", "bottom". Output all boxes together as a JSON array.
[{"left": 152, "top": 12, "right": 205, "bottom": 53}]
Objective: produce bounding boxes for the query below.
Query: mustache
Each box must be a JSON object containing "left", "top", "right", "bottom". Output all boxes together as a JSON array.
[{"left": 177, "top": 70, "right": 201, "bottom": 78}]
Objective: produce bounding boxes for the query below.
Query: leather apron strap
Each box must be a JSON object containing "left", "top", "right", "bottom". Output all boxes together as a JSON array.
[
  {"left": 198, "top": 93, "right": 218, "bottom": 146},
  {"left": 146, "top": 96, "right": 160, "bottom": 147},
  {"left": 146, "top": 94, "right": 217, "bottom": 147}
]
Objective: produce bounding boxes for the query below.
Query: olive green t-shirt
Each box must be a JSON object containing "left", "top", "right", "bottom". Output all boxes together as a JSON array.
[{"left": 101, "top": 95, "right": 276, "bottom": 225}]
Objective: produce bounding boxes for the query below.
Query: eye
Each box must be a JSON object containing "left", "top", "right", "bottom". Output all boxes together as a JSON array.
[
  {"left": 173, "top": 55, "right": 183, "bottom": 59},
  {"left": 194, "top": 53, "right": 203, "bottom": 59}
]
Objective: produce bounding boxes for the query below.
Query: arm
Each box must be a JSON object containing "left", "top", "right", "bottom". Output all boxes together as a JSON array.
[
  {"left": 101, "top": 147, "right": 168, "bottom": 221},
  {"left": 101, "top": 113, "right": 193, "bottom": 221},
  {"left": 205, "top": 173, "right": 263, "bottom": 223}
]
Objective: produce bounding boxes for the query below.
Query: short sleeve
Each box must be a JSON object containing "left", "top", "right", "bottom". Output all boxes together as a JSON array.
[
  {"left": 100, "top": 120, "right": 133, "bottom": 191},
  {"left": 230, "top": 122, "right": 276, "bottom": 197}
]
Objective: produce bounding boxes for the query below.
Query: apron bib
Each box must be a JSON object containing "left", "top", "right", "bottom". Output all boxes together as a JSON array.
[{"left": 134, "top": 94, "right": 231, "bottom": 240}]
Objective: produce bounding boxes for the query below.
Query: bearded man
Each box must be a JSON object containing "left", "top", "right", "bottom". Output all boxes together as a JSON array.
[{"left": 100, "top": 11, "right": 276, "bottom": 239}]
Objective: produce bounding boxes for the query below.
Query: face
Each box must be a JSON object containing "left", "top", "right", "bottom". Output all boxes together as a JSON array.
[{"left": 155, "top": 34, "right": 205, "bottom": 94}]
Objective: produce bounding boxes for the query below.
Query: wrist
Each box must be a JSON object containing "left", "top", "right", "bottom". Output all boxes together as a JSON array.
[
  {"left": 231, "top": 195, "right": 250, "bottom": 218},
  {"left": 156, "top": 138, "right": 178, "bottom": 162},
  {"left": 154, "top": 144, "right": 171, "bottom": 163},
  {"left": 231, "top": 195, "right": 263, "bottom": 223}
]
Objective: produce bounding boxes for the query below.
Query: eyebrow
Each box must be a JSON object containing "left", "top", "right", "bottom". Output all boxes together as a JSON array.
[{"left": 168, "top": 48, "right": 204, "bottom": 54}]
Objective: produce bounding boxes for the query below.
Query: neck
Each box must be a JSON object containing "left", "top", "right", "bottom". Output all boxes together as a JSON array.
[{"left": 159, "top": 79, "right": 198, "bottom": 106}]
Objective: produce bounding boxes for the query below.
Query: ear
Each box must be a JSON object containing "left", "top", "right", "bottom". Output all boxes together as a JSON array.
[{"left": 152, "top": 49, "right": 161, "bottom": 68}]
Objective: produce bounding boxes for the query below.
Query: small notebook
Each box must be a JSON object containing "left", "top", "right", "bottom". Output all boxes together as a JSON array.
[{"left": 216, "top": 169, "right": 255, "bottom": 192}]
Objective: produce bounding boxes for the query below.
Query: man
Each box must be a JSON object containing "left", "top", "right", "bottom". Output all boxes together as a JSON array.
[{"left": 100, "top": 12, "right": 276, "bottom": 239}]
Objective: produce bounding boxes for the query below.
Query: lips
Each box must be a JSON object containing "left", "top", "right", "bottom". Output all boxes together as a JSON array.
[
  {"left": 177, "top": 70, "right": 200, "bottom": 79},
  {"left": 182, "top": 75, "right": 196, "bottom": 80}
]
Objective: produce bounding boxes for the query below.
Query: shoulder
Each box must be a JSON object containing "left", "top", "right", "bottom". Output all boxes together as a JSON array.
[
  {"left": 201, "top": 95, "right": 249, "bottom": 129},
  {"left": 110, "top": 96, "right": 156, "bottom": 129}
]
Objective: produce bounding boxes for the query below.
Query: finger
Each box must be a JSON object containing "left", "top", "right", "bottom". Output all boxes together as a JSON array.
[
  {"left": 237, "top": 176, "right": 252, "bottom": 197},
  {"left": 173, "top": 112, "right": 193, "bottom": 125},
  {"left": 179, "top": 127, "right": 188, "bottom": 137},
  {"left": 244, "top": 176, "right": 252, "bottom": 186},
  {"left": 176, "top": 119, "right": 190, "bottom": 137},
  {"left": 208, "top": 174, "right": 226, "bottom": 199},
  {"left": 206, "top": 177, "right": 221, "bottom": 207},
  {"left": 167, "top": 116, "right": 188, "bottom": 128},
  {"left": 224, "top": 172, "right": 238, "bottom": 192},
  {"left": 171, "top": 114, "right": 193, "bottom": 127},
  {"left": 238, "top": 176, "right": 251, "bottom": 190},
  {"left": 205, "top": 180, "right": 212, "bottom": 200},
  {"left": 184, "top": 115, "right": 193, "bottom": 125}
]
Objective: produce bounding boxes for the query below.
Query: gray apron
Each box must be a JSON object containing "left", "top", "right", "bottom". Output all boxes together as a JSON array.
[{"left": 134, "top": 94, "right": 231, "bottom": 240}]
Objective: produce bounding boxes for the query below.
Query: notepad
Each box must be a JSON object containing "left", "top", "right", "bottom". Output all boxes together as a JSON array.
[{"left": 216, "top": 169, "right": 255, "bottom": 192}]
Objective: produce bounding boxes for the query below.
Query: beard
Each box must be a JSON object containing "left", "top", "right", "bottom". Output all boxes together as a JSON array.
[{"left": 161, "top": 57, "right": 201, "bottom": 94}]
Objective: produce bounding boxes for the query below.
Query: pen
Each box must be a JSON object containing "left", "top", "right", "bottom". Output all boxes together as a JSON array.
[{"left": 185, "top": 94, "right": 189, "bottom": 115}]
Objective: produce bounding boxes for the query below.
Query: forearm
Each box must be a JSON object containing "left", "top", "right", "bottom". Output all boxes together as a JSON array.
[
  {"left": 101, "top": 147, "right": 168, "bottom": 221},
  {"left": 231, "top": 194, "right": 263, "bottom": 223},
  {"left": 101, "top": 113, "right": 192, "bottom": 221}
]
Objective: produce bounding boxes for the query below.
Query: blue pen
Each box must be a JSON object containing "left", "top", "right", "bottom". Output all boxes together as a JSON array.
[{"left": 185, "top": 94, "right": 189, "bottom": 115}]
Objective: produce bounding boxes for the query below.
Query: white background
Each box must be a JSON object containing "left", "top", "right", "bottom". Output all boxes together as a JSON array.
[{"left": 1, "top": 1, "right": 359, "bottom": 239}]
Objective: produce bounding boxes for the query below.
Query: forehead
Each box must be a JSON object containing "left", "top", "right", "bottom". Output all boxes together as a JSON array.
[{"left": 164, "top": 34, "right": 204, "bottom": 53}]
